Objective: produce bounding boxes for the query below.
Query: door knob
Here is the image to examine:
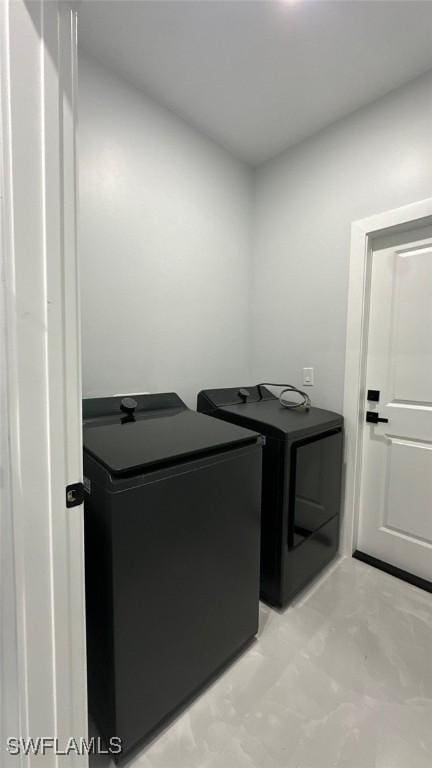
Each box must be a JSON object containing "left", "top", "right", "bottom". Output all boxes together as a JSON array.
[
  {"left": 366, "top": 411, "right": 389, "bottom": 424},
  {"left": 120, "top": 396, "right": 137, "bottom": 414},
  {"left": 238, "top": 388, "right": 250, "bottom": 403}
]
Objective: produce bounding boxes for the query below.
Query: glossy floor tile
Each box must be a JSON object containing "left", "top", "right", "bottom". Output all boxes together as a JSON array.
[{"left": 92, "top": 556, "right": 432, "bottom": 768}]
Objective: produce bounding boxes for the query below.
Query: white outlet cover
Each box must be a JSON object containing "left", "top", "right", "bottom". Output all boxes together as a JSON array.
[{"left": 303, "top": 367, "right": 314, "bottom": 386}]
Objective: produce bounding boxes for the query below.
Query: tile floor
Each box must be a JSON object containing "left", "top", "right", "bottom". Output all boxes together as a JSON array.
[{"left": 93, "top": 556, "right": 432, "bottom": 768}]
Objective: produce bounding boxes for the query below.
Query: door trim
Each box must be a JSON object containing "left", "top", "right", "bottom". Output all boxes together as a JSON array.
[
  {"left": 1, "top": 2, "right": 87, "bottom": 764},
  {"left": 342, "top": 198, "right": 432, "bottom": 558}
]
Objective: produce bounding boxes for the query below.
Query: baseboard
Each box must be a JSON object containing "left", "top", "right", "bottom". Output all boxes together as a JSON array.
[{"left": 353, "top": 550, "right": 432, "bottom": 594}]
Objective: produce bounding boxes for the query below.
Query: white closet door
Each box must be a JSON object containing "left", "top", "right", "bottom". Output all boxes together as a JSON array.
[{"left": 358, "top": 224, "right": 432, "bottom": 581}]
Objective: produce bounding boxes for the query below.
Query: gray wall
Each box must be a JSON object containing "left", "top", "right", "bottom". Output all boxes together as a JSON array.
[
  {"left": 252, "top": 70, "right": 432, "bottom": 411},
  {"left": 79, "top": 53, "right": 252, "bottom": 407},
  {"left": 79, "top": 54, "right": 432, "bottom": 413}
]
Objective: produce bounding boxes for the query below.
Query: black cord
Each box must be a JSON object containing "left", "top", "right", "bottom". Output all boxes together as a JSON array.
[{"left": 258, "top": 382, "right": 311, "bottom": 411}]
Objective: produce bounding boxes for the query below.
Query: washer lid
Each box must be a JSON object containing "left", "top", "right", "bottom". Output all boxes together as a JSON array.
[{"left": 83, "top": 409, "right": 259, "bottom": 475}]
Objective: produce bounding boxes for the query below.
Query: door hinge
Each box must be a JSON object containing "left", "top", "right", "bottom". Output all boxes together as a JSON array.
[{"left": 66, "top": 482, "right": 85, "bottom": 508}]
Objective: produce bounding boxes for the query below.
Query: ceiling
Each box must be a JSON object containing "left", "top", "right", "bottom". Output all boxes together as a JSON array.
[{"left": 78, "top": 0, "right": 432, "bottom": 165}]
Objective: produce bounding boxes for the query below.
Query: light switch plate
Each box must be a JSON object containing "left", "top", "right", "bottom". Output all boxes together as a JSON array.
[{"left": 302, "top": 367, "right": 314, "bottom": 386}]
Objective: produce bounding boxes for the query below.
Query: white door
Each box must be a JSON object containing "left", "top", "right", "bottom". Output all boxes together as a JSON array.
[
  {"left": 357, "top": 224, "right": 432, "bottom": 581},
  {"left": 1, "top": 2, "right": 88, "bottom": 763}
]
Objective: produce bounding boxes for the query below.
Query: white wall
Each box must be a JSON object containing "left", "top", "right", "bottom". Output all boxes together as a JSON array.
[
  {"left": 252, "top": 70, "right": 432, "bottom": 412},
  {"left": 80, "top": 54, "right": 432, "bottom": 413},
  {"left": 79, "top": 52, "right": 252, "bottom": 407}
]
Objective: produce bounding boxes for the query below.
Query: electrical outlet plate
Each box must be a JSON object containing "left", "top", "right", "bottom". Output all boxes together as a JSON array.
[{"left": 303, "top": 367, "right": 314, "bottom": 386}]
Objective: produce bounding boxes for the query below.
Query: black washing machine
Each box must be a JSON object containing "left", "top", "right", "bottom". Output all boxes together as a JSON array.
[
  {"left": 197, "top": 386, "right": 343, "bottom": 607},
  {"left": 83, "top": 392, "right": 262, "bottom": 761}
]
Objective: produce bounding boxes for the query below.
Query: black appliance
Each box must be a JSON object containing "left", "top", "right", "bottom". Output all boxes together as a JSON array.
[
  {"left": 83, "top": 392, "right": 262, "bottom": 761},
  {"left": 197, "top": 386, "right": 343, "bottom": 607}
]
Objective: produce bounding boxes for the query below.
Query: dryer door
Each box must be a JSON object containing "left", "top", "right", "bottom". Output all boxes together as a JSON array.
[{"left": 288, "top": 430, "right": 343, "bottom": 549}]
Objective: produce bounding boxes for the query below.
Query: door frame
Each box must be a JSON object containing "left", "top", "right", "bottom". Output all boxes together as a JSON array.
[
  {"left": 1, "top": 2, "right": 87, "bottom": 765},
  {"left": 342, "top": 197, "right": 432, "bottom": 558}
]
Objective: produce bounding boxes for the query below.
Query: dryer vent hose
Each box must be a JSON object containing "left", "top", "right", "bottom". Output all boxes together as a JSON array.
[{"left": 258, "top": 383, "right": 311, "bottom": 411}]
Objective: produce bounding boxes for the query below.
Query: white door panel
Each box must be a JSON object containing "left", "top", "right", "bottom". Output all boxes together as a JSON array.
[
  {"left": 382, "top": 405, "right": 432, "bottom": 443},
  {"left": 358, "top": 225, "right": 432, "bottom": 581},
  {"left": 390, "top": 245, "right": 432, "bottom": 403},
  {"left": 385, "top": 439, "right": 432, "bottom": 543}
]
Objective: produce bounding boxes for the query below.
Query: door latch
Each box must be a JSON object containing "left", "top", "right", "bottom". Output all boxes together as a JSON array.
[
  {"left": 366, "top": 411, "right": 389, "bottom": 424},
  {"left": 66, "top": 482, "right": 85, "bottom": 508}
]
